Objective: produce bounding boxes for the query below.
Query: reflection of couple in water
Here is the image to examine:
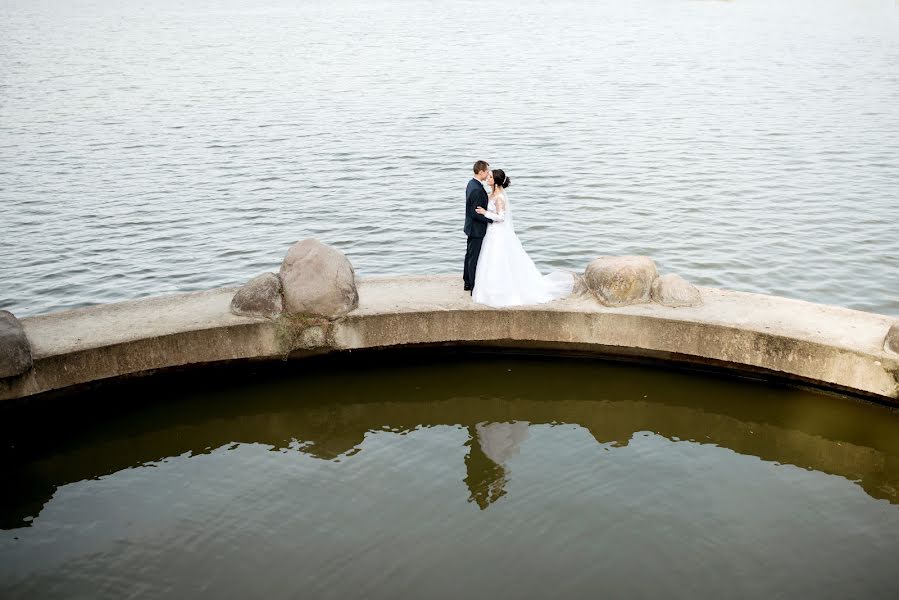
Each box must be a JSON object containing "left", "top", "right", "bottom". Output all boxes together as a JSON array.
[{"left": 464, "top": 422, "right": 529, "bottom": 510}]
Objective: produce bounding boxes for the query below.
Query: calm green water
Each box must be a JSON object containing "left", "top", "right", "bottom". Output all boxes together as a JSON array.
[{"left": 2, "top": 353, "right": 899, "bottom": 598}]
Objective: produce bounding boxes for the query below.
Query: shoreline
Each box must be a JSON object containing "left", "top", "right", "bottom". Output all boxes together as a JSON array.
[{"left": 2, "top": 275, "right": 897, "bottom": 404}]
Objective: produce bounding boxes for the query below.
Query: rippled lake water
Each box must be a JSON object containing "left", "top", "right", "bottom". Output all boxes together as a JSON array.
[
  {"left": 2, "top": 354, "right": 899, "bottom": 598},
  {"left": 1, "top": 0, "right": 898, "bottom": 317}
]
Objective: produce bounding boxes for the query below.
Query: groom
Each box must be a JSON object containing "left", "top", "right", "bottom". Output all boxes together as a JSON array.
[{"left": 463, "top": 160, "right": 492, "bottom": 293}]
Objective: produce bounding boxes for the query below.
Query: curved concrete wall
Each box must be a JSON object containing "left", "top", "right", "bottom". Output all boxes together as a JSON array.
[{"left": 1, "top": 276, "right": 897, "bottom": 403}]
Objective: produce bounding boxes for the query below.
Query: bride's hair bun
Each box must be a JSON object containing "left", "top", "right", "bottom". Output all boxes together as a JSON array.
[{"left": 492, "top": 169, "right": 511, "bottom": 189}]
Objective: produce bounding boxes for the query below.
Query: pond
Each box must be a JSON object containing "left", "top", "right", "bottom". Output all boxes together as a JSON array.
[{"left": 2, "top": 352, "right": 899, "bottom": 598}]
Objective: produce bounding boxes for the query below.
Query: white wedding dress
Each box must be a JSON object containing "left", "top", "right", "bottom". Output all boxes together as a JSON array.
[{"left": 472, "top": 192, "right": 574, "bottom": 307}]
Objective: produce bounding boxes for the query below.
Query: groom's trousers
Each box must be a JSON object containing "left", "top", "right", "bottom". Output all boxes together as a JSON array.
[{"left": 464, "top": 236, "right": 484, "bottom": 290}]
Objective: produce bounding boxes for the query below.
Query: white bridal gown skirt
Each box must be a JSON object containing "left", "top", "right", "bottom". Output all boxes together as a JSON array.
[{"left": 472, "top": 224, "right": 574, "bottom": 308}]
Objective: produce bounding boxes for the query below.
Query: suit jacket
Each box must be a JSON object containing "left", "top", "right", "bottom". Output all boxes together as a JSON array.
[{"left": 464, "top": 178, "right": 492, "bottom": 238}]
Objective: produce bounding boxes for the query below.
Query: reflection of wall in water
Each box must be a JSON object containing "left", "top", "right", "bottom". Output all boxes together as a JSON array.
[{"left": 6, "top": 391, "right": 899, "bottom": 529}]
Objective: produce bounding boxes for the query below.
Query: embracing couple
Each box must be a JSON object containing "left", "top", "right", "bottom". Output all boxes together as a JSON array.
[{"left": 463, "top": 160, "right": 574, "bottom": 307}]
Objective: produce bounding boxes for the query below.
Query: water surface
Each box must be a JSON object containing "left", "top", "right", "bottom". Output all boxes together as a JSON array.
[
  {"left": 1, "top": 0, "right": 898, "bottom": 316},
  {"left": 2, "top": 354, "right": 899, "bottom": 598}
]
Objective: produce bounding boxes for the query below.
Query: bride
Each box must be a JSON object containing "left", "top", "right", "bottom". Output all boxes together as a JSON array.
[{"left": 472, "top": 169, "right": 574, "bottom": 307}]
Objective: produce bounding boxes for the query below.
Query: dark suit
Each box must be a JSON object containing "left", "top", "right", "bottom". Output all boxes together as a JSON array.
[{"left": 463, "top": 177, "right": 492, "bottom": 290}]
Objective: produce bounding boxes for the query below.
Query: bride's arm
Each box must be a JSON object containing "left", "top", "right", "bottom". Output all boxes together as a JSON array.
[{"left": 477, "top": 197, "right": 506, "bottom": 222}]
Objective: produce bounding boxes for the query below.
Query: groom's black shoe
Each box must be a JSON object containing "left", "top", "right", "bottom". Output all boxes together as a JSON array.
[{"left": 463, "top": 286, "right": 472, "bottom": 291}]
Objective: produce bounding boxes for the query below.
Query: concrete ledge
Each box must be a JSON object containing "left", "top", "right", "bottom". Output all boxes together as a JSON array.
[{"left": 2, "top": 276, "right": 897, "bottom": 403}]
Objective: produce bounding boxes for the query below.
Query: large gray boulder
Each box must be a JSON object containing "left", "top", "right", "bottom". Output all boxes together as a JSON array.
[
  {"left": 0, "top": 310, "right": 32, "bottom": 378},
  {"left": 651, "top": 273, "right": 703, "bottom": 308},
  {"left": 584, "top": 256, "right": 658, "bottom": 307},
  {"left": 230, "top": 272, "right": 283, "bottom": 319},
  {"left": 885, "top": 322, "right": 899, "bottom": 354},
  {"left": 279, "top": 239, "right": 358, "bottom": 319}
]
